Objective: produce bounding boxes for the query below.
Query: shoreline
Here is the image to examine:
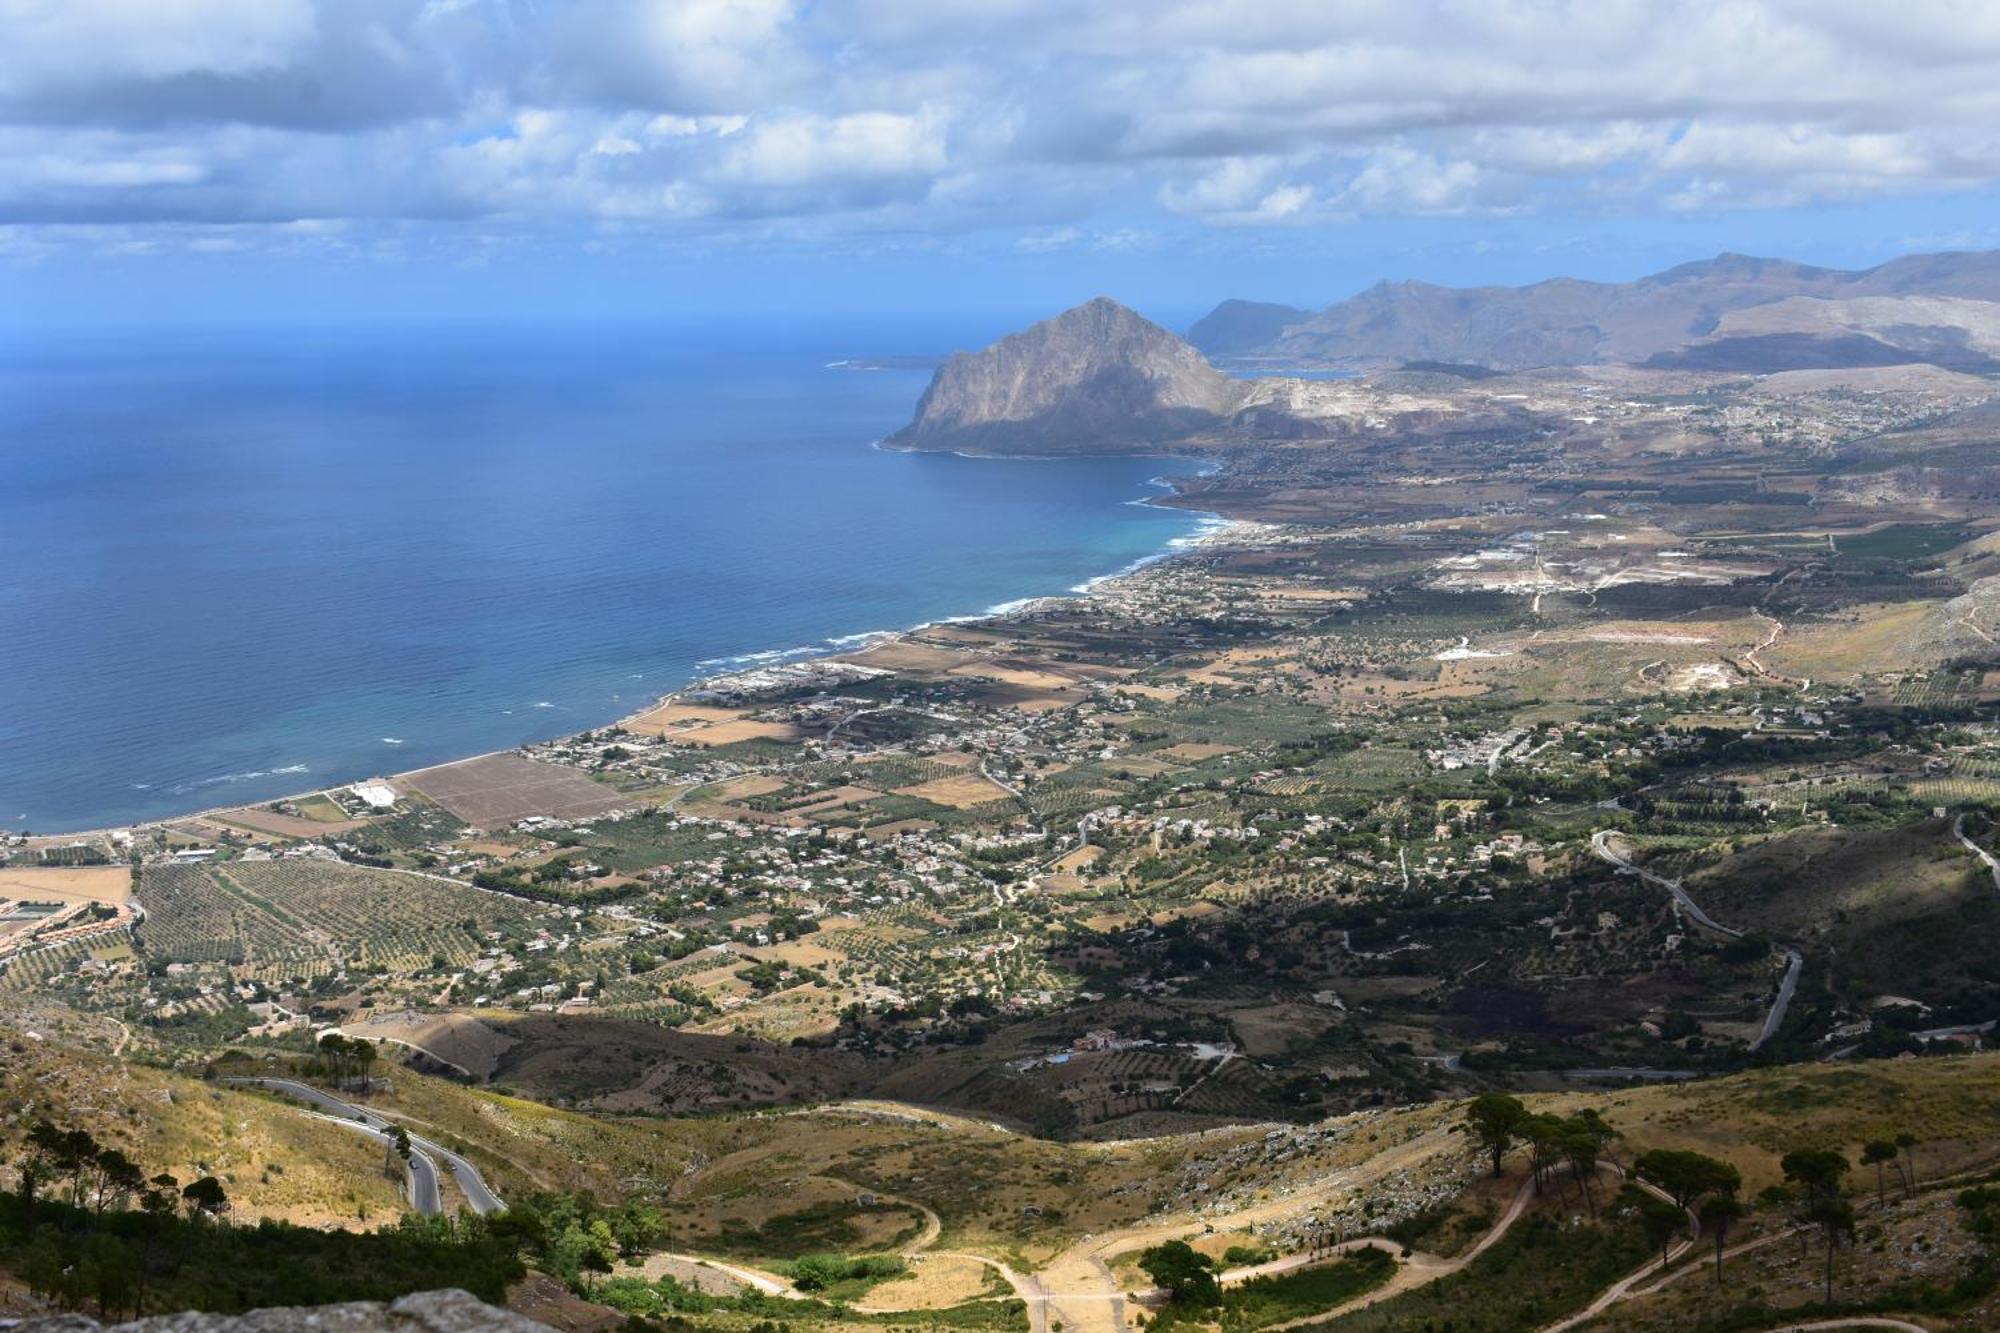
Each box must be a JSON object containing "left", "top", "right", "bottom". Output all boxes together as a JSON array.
[
  {"left": 611, "top": 504, "right": 1259, "bottom": 723},
  {"left": 26, "top": 458, "right": 1259, "bottom": 846}
]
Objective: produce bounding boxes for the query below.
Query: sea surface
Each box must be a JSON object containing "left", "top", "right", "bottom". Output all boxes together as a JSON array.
[{"left": 0, "top": 317, "right": 1210, "bottom": 833}]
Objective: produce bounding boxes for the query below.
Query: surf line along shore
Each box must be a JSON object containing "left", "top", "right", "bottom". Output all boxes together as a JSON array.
[
  {"left": 603, "top": 512, "right": 1270, "bottom": 746},
  {"left": 26, "top": 506, "right": 1273, "bottom": 848}
]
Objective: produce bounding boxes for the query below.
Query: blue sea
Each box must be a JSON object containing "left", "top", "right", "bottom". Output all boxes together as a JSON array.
[{"left": 0, "top": 317, "right": 1211, "bottom": 833}]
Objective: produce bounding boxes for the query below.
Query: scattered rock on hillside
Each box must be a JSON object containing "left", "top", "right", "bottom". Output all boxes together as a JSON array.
[{"left": 7, "top": 1289, "right": 549, "bottom": 1332}]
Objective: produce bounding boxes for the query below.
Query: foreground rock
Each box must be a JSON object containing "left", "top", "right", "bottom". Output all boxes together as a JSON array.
[{"left": 6, "top": 1289, "right": 549, "bottom": 1332}]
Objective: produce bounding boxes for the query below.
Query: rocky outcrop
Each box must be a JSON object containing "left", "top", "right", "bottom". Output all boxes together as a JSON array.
[
  {"left": 887, "top": 297, "right": 1243, "bottom": 454},
  {"left": 7, "top": 1289, "right": 549, "bottom": 1332}
]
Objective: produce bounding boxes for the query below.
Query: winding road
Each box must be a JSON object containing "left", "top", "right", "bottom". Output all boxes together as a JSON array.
[
  {"left": 1743, "top": 611, "right": 1788, "bottom": 682},
  {"left": 1540, "top": 1165, "right": 1699, "bottom": 1333},
  {"left": 577, "top": 1092, "right": 1944, "bottom": 1333},
  {"left": 1590, "top": 830, "right": 1742, "bottom": 938},
  {"left": 1952, "top": 812, "right": 2000, "bottom": 893},
  {"left": 1590, "top": 830, "right": 1801, "bottom": 1052},
  {"left": 298, "top": 1108, "right": 443, "bottom": 1214},
  {"left": 1010, "top": 1123, "right": 1472, "bottom": 1333},
  {"left": 637, "top": 1116, "right": 1469, "bottom": 1333},
  {"left": 222, "top": 1076, "right": 504, "bottom": 1216}
]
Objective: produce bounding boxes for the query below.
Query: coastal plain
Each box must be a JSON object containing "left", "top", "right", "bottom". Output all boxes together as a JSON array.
[{"left": 9, "top": 281, "right": 2000, "bottom": 1330}]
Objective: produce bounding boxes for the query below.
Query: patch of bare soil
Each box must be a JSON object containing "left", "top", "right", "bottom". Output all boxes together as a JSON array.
[{"left": 505, "top": 1271, "right": 625, "bottom": 1331}]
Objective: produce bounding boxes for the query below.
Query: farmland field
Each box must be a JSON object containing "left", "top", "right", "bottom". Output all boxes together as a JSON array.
[
  {"left": 0, "top": 865, "right": 132, "bottom": 905},
  {"left": 138, "top": 859, "right": 549, "bottom": 971},
  {"left": 405, "top": 752, "right": 627, "bottom": 823}
]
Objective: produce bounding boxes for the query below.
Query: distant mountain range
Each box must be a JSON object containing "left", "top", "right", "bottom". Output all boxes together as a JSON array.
[
  {"left": 1187, "top": 249, "right": 2000, "bottom": 373},
  {"left": 888, "top": 249, "right": 2000, "bottom": 455}
]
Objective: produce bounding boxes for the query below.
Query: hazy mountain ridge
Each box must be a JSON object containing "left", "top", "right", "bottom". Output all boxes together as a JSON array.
[
  {"left": 1190, "top": 248, "right": 2000, "bottom": 372},
  {"left": 1647, "top": 292, "right": 2000, "bottom": 373},
  {"left": 1183, "top": 298, "right": 1310, "bottom": 357}
]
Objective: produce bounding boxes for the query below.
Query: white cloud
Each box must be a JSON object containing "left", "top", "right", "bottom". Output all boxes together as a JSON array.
[
  {"left": 5, "top": 0, "right": 2000, "bottom": 245},
  {"left": 1160, "top": 157, "right": 1285, "bottom": 216},
  {"left": 1015, "top": 225, "right": 1082, "bottom": 251},
  {"left": 717, "top": 109, "right": 947, "bottom": 188},
  {"left": 0, "top": 0, "right": 316, "bottom": 94},
  {"left": 1663, "top": 123, "right": 1953, "bottom": 182},
  {"left": 538, "top": 0, "right": 807, "bottom": 111},
  {"left": 588, "top": 134, "right": 642, "bottom": 158},
  {"left": 1336, "top": 148, "right": 1489, "bottom": 215}
]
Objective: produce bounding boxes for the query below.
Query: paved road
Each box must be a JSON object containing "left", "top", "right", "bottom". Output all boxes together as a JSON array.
[
  {"left": 1953, "top": 813, "right": 2000, "bottom": 893},
  {"left": 1591, "top": 831, "right": 1742, "bottom": 937},
  {"left": 223, "top": 1076, "right": 504, "bottom": 1215},
  {"left": 1755, "top": 947, "right": 1806, "bottom": 1052},
  {"left": 300, "top": 1109, "right": 442, "bottom": 1214},
  {"left": 1592, "top": 830, "right": 1802, "bottom": 1050}
]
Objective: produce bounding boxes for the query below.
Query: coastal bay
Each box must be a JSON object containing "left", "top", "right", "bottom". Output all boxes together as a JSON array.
[{"left": 0, "top": 318, "right": 1208, "bottom": 832}]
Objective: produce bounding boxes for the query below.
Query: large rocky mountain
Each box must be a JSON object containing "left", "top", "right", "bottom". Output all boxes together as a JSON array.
[
  {"left": 886, "top": 297, "right": 1244, "bottom": 454},
  {"left": 1188, "top": 249, "right": 2000, "bottom": 372}
]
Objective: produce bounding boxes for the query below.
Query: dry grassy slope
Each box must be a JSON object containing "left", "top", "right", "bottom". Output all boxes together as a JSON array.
[
  {"left": 320, "top": 1049, "right": 2000, "bottom": 1260},
  {"left": 0, "top": 1029, "right": 409, "bottom": 1227},
  {"left": 1607, "top": 1181, "right": 2000, "bottom": 1330},
  {"left": 302, "top": 1058, "right": 746, "bottom": 1202},
  {"left": 1677, "top": 818, "right": 1999, "bottom": 1004},
  {"left": 11, "top": 1017, "right": 2000, "bottom": 1288},
  {"left": 1528, "top": 1053, "right": 2000, "bottom": 1196},
  {"left": 203, "top": 1048, "right": 1197, "bottom": 1258},
  {"left": 1766, "top": 599, "right": 1954, "bottom": 680},
  {"left": 485, "top": 1012, "right": 876, "bottom": 1115}
]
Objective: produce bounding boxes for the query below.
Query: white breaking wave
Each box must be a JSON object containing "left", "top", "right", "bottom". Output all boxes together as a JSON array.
[{"left": 167, "top": 762, "right": 310, "bottom": 795}]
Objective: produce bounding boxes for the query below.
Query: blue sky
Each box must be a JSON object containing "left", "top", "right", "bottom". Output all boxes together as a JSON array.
[{"left": 6, "top": 1, "right": 2000, "bottom": 330}]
